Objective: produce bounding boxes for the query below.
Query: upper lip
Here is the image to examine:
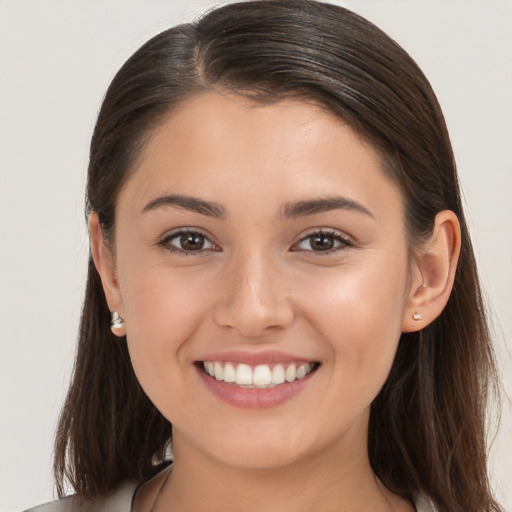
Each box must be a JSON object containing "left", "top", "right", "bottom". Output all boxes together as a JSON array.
[{"left": 196, "top": 350, "right": 317, "bottom": 365}]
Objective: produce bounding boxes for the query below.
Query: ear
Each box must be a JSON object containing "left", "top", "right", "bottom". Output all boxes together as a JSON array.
[
  {"left": 89, "top": 213, "right": 126, "bottom": 337},
  {"left": 402, "top": 210, "right": 461, "bottom": 332}
]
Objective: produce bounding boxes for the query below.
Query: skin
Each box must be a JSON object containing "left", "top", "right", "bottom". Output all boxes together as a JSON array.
[{"left": 91, "top": 92, "right": 460, "bottom": 512}]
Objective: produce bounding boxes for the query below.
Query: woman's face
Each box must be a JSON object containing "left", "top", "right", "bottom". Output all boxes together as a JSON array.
[{"left": 108, "top": 93, "right": 417, "bottom": 470}]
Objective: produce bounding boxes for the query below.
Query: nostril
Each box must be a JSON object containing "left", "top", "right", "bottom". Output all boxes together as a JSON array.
[{"left": 212, "top": 297, "right": 295, "bottom": 338}]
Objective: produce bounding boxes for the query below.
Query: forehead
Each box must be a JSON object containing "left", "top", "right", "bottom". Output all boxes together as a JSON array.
[{"left": 118, "top": 92, "right": 401, "bottom": 219}]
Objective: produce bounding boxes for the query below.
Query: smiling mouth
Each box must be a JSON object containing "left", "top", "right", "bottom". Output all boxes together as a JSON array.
[{"left": 199, "top": 361, "right": 319, "bottom": 389}]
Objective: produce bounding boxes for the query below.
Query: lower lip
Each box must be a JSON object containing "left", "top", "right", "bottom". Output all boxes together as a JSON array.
[{"left": 196, "top": 365, "right": 317, "bottom": 409}]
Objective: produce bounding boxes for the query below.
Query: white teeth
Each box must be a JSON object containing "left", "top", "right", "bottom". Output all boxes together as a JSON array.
[
  {"left": 285, "top": 363, "right": 296, "bottom": 383},
  {"left": 214, "top": 362, "right": 223, "bottom": 380},
  {"left": 202, "top": 361, "right": 315, "bottom": 388},
  {"left": 253, "top": 365, "right": 272, "bottom": 386},
  {"left": 296, "top": 364, "right": 307, "bottom": 379},
  {"left": 271, "top": 364, "right": 285, "bottom": 385},
  {"left": 235, "top": 363, "right": 253, "bottom": 385},
  {"left": 223, "top": 362, "right": 236, "bottom": 383}
]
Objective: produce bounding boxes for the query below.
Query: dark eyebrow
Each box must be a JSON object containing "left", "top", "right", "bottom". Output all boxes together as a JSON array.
[
  {"left": 281, "top": 196, "right": 374, "bottom": 219},
  {"left": 142, "top": 194, "right": 226, "bottom": 218}
]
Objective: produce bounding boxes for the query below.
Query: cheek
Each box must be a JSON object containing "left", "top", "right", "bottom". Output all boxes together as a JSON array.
[
  {"left": 118, "top": 266, "right": 215, "bottom": 396},
  {"left": 298, "top": 257, "right": 408, "bottom": 392}
]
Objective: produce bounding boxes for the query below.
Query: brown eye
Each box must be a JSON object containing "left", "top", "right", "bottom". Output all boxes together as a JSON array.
[
  {"left": 161, "top": 230, "right": 217, "bottom": 254},
  {"left": 293, "top": 230, "right": 351, "bottom": 253},
  {"left": 310, "top": 234, "right": 335, "bottom": 251},
  {"left": 180, "top": 232, "right": 206, "bottom": 251}
]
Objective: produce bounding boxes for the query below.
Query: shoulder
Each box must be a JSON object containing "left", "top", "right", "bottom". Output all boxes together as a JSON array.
[
  {"left": 21, "top": 495, "right": 75, "bottom": 512},
  {"left": 415, "top": 494, "right": 437, "bottom": 512},
  {"left": 22, "top": 480, "right": 139, "bottom": 512}
]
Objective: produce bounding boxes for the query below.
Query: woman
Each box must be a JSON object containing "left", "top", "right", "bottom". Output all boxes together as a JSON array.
[{"left": 24, "top": 1, "right": 503, "bottom": 511}]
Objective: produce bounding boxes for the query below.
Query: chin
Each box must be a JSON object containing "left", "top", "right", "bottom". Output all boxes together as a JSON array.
[
  {"left": 212, "top": 442, "right": 310, "bottom": 471},
  {"left": 186, "top": 420, "right": 329, "bottom": 471}
]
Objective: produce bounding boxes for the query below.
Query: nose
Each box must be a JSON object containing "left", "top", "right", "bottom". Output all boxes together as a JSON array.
[{"left": 212, "top": 250, "right": 295, "bottom": 338}]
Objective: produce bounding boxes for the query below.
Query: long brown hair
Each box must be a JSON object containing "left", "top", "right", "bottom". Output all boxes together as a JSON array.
[{"left": 54, "top": 1, "right": 502, "bottom": 510}]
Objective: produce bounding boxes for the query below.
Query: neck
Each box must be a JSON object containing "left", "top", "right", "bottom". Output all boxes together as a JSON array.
[{"left": 147, "top": 427, "right": 412, "bottom": 512}]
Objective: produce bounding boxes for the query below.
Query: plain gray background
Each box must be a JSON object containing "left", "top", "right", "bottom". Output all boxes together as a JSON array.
[{"left": 0, "top": 1, "right": 510, "bottom": 511}]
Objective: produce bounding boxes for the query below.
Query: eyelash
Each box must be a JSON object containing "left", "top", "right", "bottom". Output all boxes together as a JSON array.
[
  {"left": 291, "top": 229, "right": 353, "bottom": 255},
  {"left": 158, "top": 229, "right": 219, "bottom": 256},
  {"left": 158, "top": 228, "right": 352, "bottom": 256}
]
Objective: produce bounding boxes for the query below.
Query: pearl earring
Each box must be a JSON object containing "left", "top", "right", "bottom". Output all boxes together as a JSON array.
[
  {"left": 110, "top": 311, "right": 125, "bottom": 334},
  {"left": 412, "top": 312, "right": 422, "bottom": 321}
]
